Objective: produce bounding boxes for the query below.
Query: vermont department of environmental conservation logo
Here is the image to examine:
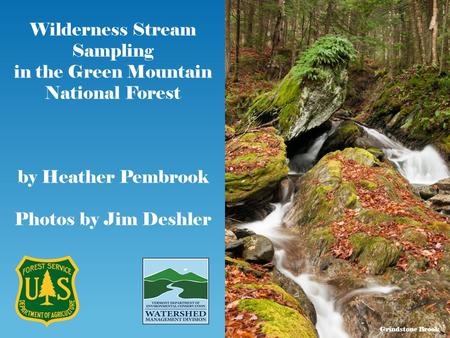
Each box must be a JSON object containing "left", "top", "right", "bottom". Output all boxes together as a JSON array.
[
  {"left": 15, "top": 256, "right": 79, "bottom": 326},
  {"left": 143, "top": 258, "right": 208, "bottom": 325}
]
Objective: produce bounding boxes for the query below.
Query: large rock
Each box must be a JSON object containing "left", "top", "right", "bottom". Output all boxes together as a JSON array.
[
  {"left": 428, "top": 194, "right": 450, "bottom": 215},
  {"left": 318, "top": 120, "right": 364, "bottom": 157},
  {"left": 242, "top": 235, "right": 275, "bottom": 264},
  {"left": 436, "top": 177, "right": 450, "bottom": 192},
  {"left": 272, "top": 268, "right": 317, "bottom": 324},
  {"left": 225, "top": 127, "right": 288, "bottom": 220},
  {"left": 280, "top": 147, "right": 450, "bottom": 336},
  {"left": 245, "top": 36, "right": 355, "bottom": 141}
]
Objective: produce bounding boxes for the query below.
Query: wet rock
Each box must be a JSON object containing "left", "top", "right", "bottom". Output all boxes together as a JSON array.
[
  {"left": 318, "top": 120, "right": 364, "bottom": 157},
  {"left": 428, "top": 194, "right": 450, "bottom": 215},
  {"left": 272, "top": 268, "right": 317, "bottom": 324},
  {"left": 245, "top": 36, "right": 355, "bottom": 141},
  {"left": 349, "top": 233, "right": 401, "bottom": 274},
  {"left": 225, "top": 239, "right": 244, "bottom": 255},
  {"left": 275, "top": 177, "right": 295, "bottom": 203},
  {"left": 232, "top": 227, "right": 256, "bottom": 239},
  {"left": 225, "top": 127, "right": 288, "bottom": 221},
  {"left": 436, "top": 178, "right": 450, "bottom": 192},
  {"left": 225, "top": 229, "right": 237, "bottom": 244},
  {"left": 242, "top": 235, "right": 274, "bottom": 264},
  {"left": 413, "top": 184, "right": 438, "bottom": 200}
]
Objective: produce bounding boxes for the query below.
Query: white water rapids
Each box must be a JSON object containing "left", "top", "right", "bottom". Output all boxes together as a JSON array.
[
  {"left": 362, "top": 126, "right": 450, "bottom": 185},
  {"left": 237, "top": 124, "right": 448, "bottom": 337},
  {"left": 239, "top": 203, "right": 398, "bottom": 338}
]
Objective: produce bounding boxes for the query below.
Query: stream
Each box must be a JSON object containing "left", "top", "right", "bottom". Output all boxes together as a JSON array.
[
  {"left": 239, "top": 124, "right": 450, "bottom": 337},
  {"left": 362, "top": 126, "right": 450, "bottom": 185}
]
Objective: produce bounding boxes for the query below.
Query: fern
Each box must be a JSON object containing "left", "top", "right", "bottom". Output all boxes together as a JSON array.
[{"left": 293, "top": 35, "right": 356, "bottom": 81}]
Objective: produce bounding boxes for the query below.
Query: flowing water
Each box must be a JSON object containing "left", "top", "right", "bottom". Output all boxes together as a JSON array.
[
  {"left": 289, "top": 132, "right": 329, "bottom": 174},
  {"left": 238, "top": 203, "right": 398, "bottom": 338},
  {"left": 289, "top": 122, "right": 340, "bottom": 174},
  {"left": 361, "top": 126, "right": 450, "bottom": 185},
  {"left": 237, "top": 124, "right": 448, "bottom": 337}
]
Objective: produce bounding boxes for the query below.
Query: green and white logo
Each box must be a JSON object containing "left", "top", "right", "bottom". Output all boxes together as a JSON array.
[
  {"left": 15, "top": 256, "right": 79, "bottom": 326},
  {"left": 143, "top": 258, "right": 208, "bottom": 324}
]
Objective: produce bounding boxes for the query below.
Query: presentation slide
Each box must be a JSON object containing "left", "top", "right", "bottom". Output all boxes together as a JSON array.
[{"left": 2, "top": 1, "right": 449, "bottom": 338}]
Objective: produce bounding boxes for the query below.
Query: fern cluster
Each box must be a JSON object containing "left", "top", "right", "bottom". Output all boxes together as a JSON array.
[{"left": 294, "top": 35, "right": 356, "bottom": 81}]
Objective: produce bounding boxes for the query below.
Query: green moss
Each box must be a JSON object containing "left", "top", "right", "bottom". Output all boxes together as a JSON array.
[
  {"left": 225, "top": 128, "right": 288, "bottom": 203},
  {"left": 349, "top": 233, "right": 370, "bottom": 259},
  {"left": 358, "top": 209, "right": 393, "bottom": 224},
  {"left": 424, "top": 221, "right": 450, "bottom": 235},
  {"left": 307, "top": 227, "right": 336, "bottom": 254},
  {"left": 225, "top": 125, "right": 235, "bottom": 139},
  {"left": 341, "top": 147, "right": 378, "bottom": 166},
  {"left": 366, "top": 147, "right": 384, "bottom": 159},
  {"left": 234, "top": 283, "right": 299, "bottom": 308},
  {"left": 238, "top": 299, "right": 317, "bottom": 338},
  {"left": 338, "top": 182, "right": 359, "bottom": 208},
  {"left": 367, "top": 67, "right": 450, "bottom": 151},
  {"left": 349, "top": 234, "right": 401, "bottom": 274},
  {"left": 401, "top": 229, "right": 427, "bottom": 246},
  {"left": 244, "top": 36, "right": 354, "bottom": 138},
  {"left": 394, "top": 217, "right": 423, "bottom": 227},
  {"left": 359, "top": 180, "right": 378, "bottom": 190}
]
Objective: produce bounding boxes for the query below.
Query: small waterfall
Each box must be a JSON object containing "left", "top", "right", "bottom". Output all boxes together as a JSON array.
[
  {"left": 362, "top": 126, "right": 450, "bottom": 185},
  {"left": 238, "top": 203, "right": 349, "bottom": 338},
  {"left": 289, "top": 121, "right": 339, "bottom": 174},
  {"left": 289, "top": 132, "right": 328, "bottom": 173},
  {"left": 238, "top": 202, "right": 399, "bottom": 338}
]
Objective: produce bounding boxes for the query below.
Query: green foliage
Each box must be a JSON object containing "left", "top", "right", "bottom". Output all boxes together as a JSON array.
[
  {"left": 420, "top": 109, "right": 450, "bottom": 130},
  {"left": 367, "top": 67, "right": 450, "bottom": 151},
  {"left": 293, "top": 35, "right": 356, "bottom": 81}
]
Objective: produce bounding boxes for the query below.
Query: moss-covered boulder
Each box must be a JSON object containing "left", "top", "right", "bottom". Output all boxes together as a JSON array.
[
  {"left": 349, "top": 233, "right": 401, "bottom": 274},
  {"left": 280, "top": 147, "right": 449, "bottom": 336},
  {"left": 225, "top": 127, "right": 288, "bottom": 208},
  {"left": 284, "top": 147, "right": 449, "bottom": 275},
  {"left": 225, "top": 258, "right": 318, "bottom": 337},
  {"left": 318, "top": 120, "right": 364, "bottom": 157},
  {"left": 245, "top": 36, "right": 355, "bottom": 141},
  {"left": 364, "top": 66, "right": 450, "bottom": 158},
  {"left": 238, "top": 299, "right": 318, "bottom": 338}
]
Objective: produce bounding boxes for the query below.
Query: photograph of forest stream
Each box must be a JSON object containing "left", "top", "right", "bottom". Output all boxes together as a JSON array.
[{"left": 224, "top": 1, "right": 450, "bottom": 337}]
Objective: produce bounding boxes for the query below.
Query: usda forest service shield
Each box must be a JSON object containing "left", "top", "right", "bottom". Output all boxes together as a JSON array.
[{"left": 15, "top": 256, "right": 79, "bottom": 325}]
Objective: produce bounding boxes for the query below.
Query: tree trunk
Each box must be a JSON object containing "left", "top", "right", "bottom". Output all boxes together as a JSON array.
[
  {"left": 267, "top": 0, "right": 285, "bottom": 69},
  {"left": 246, "top": 1, "right": 256, "bottom": 47},
  {"left": 430, "top": 0, "right": 439, "bottom": 65},
  {"left": 440, "top": 0, "right": 449, "bottom": 72},
  {"left": 324, "top": 0, "right": 334, "bottom": 34},
  {"left": 413, "top": 0, "right": 427, "bottom": 64},
  {"left": 233, "top": 0, "right": 241, "bottom": 82},
  {"left": 257, "top": 0, "right": 265, "bottom": 52},
  {"left": 225, "top": 0, "right": 231, "bottom": 76}
]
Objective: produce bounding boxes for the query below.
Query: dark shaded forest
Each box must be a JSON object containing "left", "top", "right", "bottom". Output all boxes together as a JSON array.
[{"left": 226, "top": 0, "right": 449, "bottom": 80}]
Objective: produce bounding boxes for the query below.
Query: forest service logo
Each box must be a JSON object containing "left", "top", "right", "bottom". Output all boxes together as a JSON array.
[{"left": 15, "top": 256, "right": 79, "bottom": 326}]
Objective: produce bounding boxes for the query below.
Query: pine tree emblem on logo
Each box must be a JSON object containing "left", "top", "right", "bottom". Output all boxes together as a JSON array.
[{"left": 15, "top": 256, "right": 79, "bottom": 325}]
